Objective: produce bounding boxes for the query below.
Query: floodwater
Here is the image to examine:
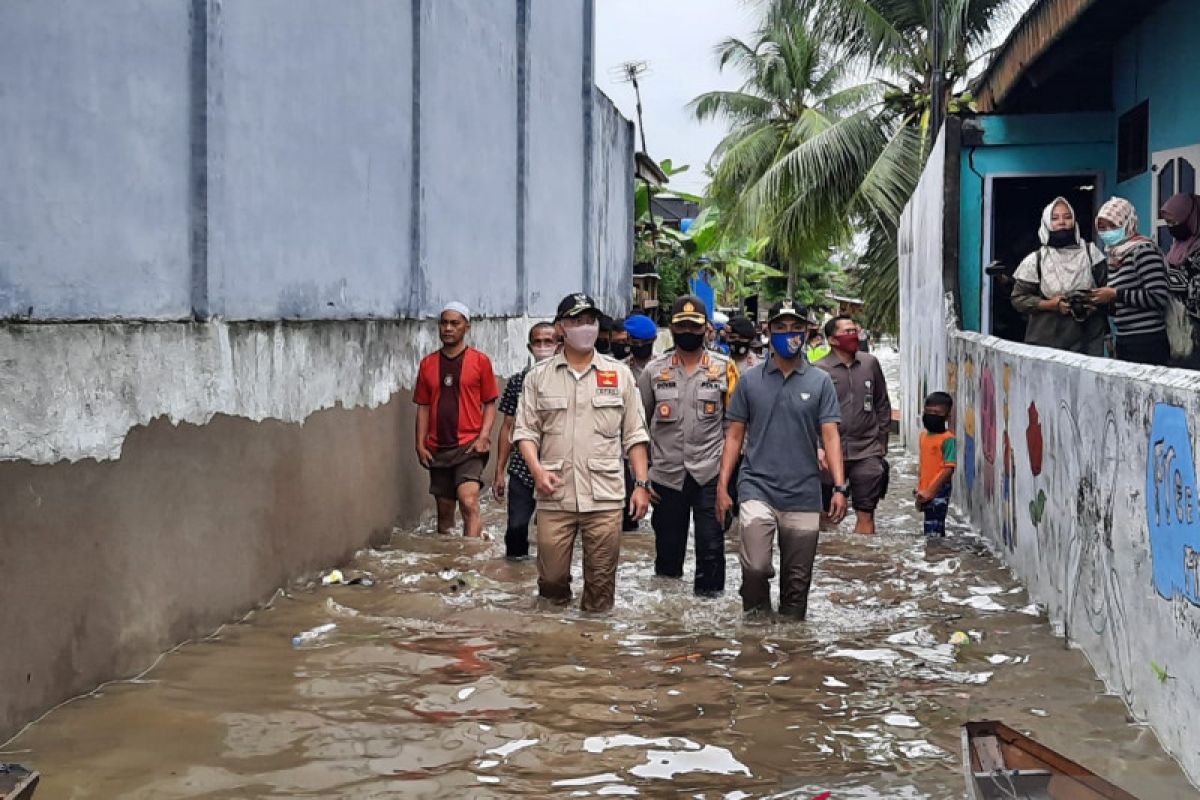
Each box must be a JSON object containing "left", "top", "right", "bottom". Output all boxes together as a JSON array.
[{"left": 4, "top": 348, "right": 1196, "bottom": 798}]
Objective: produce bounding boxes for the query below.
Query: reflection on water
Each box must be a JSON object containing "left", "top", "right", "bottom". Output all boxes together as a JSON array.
[{"left": 2, "top": 348, "right": 1195, "bottom": 798}]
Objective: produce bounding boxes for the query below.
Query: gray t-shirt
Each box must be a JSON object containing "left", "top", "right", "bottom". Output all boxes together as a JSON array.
[{"left": 727, "top": 358, "right": 841, "bottom": 512}]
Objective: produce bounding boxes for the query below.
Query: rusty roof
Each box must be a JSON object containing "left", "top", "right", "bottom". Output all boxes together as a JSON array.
[{"left": 975, "top": 0, "right": 1099, "bottom": 113}]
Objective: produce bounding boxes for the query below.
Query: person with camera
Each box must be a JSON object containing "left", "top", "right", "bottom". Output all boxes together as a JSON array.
[{"left": 1010, "top": 197, "right": 1108, "bottom": 356}]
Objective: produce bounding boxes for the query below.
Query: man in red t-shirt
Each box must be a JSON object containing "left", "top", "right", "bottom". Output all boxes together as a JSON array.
[{"left": 414, "top": 302, "right": 499, "bottom": 537}]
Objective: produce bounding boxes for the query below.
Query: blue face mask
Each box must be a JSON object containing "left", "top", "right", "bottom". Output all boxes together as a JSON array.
[
  {"left": 1099, "top": 228, "right": 1128, "bottom": 249},
  {"left": 770, "top": 331, "right": 807, "bottom": 359}
]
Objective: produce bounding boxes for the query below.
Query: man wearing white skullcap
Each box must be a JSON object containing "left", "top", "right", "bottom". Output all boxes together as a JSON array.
[{"left": 414, "top": 301, "right": 499, "bottom": 537}]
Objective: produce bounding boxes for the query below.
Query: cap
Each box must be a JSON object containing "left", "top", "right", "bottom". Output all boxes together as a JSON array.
[
  {"left": 767, "top": 299, "right": 809, "bottom": 324},
  {"left": 441, "top": 301, "right": 471, "bottom": 322},
  {"left": 556, "top": 293, "right": 602, "bottom": 320},
  {"left": 728, "top": 316, "right": 757, "bottom": 339},
  {"left": 670, "top": 294, "right": 709, "bottom": 325},
  {"left": 623, "top": 314, "right": 657, "bottom": 341}
]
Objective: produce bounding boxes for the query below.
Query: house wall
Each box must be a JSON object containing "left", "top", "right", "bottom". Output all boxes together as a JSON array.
[
  {"left": 0, "top": 0, "right": 631, "bottom": 742},
  {"left": 958, "top": 114, "right": 1114, "bottom": 332}
]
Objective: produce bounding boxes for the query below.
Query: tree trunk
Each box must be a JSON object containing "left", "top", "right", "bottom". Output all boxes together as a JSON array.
[{"left": 787, "top": 263, "right": 796, "bottom": 298}]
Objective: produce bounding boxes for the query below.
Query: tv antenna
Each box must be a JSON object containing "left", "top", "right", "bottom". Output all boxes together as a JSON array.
[{"left": 610, "top": 60, "right": 651, "bottom": 155}]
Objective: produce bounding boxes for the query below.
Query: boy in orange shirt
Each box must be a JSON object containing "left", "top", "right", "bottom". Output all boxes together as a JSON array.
[{"left": 916, "top": 392, "right": 956, "bottom": 537}]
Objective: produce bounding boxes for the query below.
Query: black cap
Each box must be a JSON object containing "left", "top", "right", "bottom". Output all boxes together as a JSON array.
[
  {"left": 728, "top": 316, "right": 757, "bottom": 339},
  {"left": 767, "top": 298, "right": 810, "bottom": 324},
  {"left": 669, "top": 294, "right": 709, "bottom": 325},
  {"left": 556, "top": 292, "right": 602, "bottom": 320}
]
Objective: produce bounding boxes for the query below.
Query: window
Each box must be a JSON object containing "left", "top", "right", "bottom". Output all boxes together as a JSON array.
[
  {"left": 1151, "top": 144, "right": 1200, "bottom": 250},
  {"left": 1118, "top": 101, "right": 1150, "bottom": 183}
]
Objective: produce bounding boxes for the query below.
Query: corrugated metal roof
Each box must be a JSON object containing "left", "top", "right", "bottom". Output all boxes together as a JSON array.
[{"left": 975, "top": 0, "right": 1099, "bottom": 113}]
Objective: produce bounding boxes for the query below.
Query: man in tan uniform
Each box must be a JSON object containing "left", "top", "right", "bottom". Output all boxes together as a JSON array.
[{"left": 514, "top": 293, "right": 652, "bottom": 613}]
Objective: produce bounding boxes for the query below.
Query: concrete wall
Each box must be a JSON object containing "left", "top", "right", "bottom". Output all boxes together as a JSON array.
[
  {"left": 0, "top": 0, "right": 630, "bottom": 321},
  {"left": 940, "top": 334, "right": 1200, "bottom": 783},
  {"left": 958, "top": 114, "right": 1114, "bottom": 332}
]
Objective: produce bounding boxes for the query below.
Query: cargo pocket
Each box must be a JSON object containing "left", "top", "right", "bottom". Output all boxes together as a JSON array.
[
  {"left": 697, "top": 387, "right": 722, "bottom": 420},
  {"left": 592, "top": 394, "right": 625, "bottom": 438},
  {"left": 537, "top": 459, "right": 567, "bottom": 501},
  {"left": 654, "top": 398, "right": 680, "bottom": 424},
  {"left": 538, "top": 396, "right": 569, "bottom": 434},
  {"left": 587, "top": 457, "right": 625, "bottom": 503}
]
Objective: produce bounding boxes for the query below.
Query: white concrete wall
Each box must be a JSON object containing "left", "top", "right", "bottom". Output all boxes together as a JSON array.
[{"left": 0, "top": 320, "right": 537, "bottom": 465}]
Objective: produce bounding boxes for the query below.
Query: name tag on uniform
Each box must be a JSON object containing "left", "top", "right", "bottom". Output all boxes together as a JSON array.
[{"left": 596, "top": 371, "right": 619, "bottom": 388}]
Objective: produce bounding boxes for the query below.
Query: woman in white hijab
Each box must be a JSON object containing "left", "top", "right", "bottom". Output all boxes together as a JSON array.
[{"left": 1010, "top": 197, "right": 1108, "bottom": 355}]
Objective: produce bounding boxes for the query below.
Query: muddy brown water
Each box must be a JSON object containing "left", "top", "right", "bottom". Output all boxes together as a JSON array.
[{"left": 3, "top": 443, "right": 1196, "bottom": 799}]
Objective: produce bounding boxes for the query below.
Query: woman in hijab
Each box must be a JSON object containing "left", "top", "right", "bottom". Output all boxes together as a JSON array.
[
  {"left": 1010, "top": 197, "right": 1107, "bottom": 355},
  {"left": 1161, "top": 193, "right": 1200, "bottom": 362},
  {"left": 1089, "top": 197, "right": 1171, "bottom": 366}
]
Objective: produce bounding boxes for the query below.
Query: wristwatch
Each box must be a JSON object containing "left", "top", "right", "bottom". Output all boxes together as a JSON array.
[
  {"left": 833, "top": 483, "right": 851, "bottom": 497},
  {"left": 634, "top": 479, "right": 652, "bottom": 491}
]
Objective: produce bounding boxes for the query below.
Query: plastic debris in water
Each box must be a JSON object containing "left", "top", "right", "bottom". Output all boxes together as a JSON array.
[
  {"left": 291, "top": 623, "right": 337, "bottom": 648},
  {"left": 321, "top": 569, "right": 345, "bottom": 585},
  {"left": 949, "top": 631, "right": 971, "bottom": 646}
]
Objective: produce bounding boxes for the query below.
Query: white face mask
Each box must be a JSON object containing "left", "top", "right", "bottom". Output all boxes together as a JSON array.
[
  {"left": 530, "top": 343, "right": 556, "bottom": 362},
  {"left": 563, "top": 323, "right": 599, "bottom": 352}
]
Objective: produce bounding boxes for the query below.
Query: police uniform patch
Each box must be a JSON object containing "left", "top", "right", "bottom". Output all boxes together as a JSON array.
[
  {"left": 658, "top": 369, "right": 673, "bottom": 382},
  {"left": 658, "top": 403, "right": 672, "bottom": 419},
  {"left": 706, "top": 365, "right": 722, "bottom": 379},
  {"left": 596, "top": 370, "right": 619, "bottom": 388},
  {"left": 704, "top": 401, "right": 717, "bottom": 415}
]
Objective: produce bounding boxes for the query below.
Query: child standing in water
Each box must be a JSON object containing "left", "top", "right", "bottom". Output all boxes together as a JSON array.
[{"left": 916, "top": 392, "right": 956, "bottom": 537}]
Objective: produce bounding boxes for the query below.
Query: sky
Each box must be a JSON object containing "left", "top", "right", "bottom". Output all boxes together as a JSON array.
[{"left": 595, "top": 0, "right": 759, "bottom": 196}]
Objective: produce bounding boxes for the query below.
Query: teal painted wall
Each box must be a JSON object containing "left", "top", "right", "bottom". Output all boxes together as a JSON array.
[
  {"left": 1113, "top": 0, "right": 1198, "bottom": 225},
  {"left": 958, "top": 115, "right": 1114, "bottom": 331}
]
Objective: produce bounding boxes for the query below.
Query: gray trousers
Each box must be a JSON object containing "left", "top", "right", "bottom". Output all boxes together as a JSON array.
[{"left": 738, "top": 500, "right": 820, "bottom": 617}]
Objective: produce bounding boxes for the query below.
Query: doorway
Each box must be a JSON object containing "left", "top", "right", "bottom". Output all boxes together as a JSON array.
[{"left": 983, "top": 174, "right": 1101, "bottom": 343}]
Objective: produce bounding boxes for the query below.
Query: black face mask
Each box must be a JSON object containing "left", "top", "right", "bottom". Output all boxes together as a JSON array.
[
  {"left": 922, "top": 413, "right": 947, "bottom": 434},
  {"left": 1169, "top": 222, "right": 1193, "bottom": 242},
  {"left": 729, "top": 342, "right": 750, "bottom": 357},
  {"left": 610, "top": 342, "right": 630, "bottom": 360},
  {"left": 595, "top": 339, "right": 611, "bottom": 355},
  {"left": 631, "top": 342, "right": 654, "bottom": 361},
  {"left": 1047, "top": 229, "right": 1076, "bottom": 248},
  {"left": 673, "top": 331, "right": 706, "bottom": 352}
]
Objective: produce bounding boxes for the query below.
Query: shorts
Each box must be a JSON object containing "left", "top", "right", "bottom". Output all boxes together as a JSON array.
[
  {"left": 428, "top": 442, "right": 488, "bottom": 499},
  {"left": 821, "top": 456, "right": 888, "bottom": 512}
]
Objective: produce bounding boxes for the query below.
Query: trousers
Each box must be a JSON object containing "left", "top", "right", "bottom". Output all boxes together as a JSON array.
[
  {"left": 650, "top": 475, "right": 725, "bottom": 594},
  {"left": 536, "top": 509, "right": 623, "bottom": 612},
  {"left": 738, "top": 500, "right": 820, "bottom": 617},
  {"left": 504, "top": 478, "right": 536, "bottom": 558}
]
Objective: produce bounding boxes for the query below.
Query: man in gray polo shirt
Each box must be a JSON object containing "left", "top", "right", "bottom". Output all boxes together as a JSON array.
[{"left": 716, "top": 299, "right": 848, "bottom": 618}]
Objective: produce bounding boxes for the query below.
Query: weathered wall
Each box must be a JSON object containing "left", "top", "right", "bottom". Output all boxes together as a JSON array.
[
  {"left": 941, "top": 334, "right": 1200, "bottom": 783},
  {"left": 0, "top": 0, "right": 629, "bottom": 321}
]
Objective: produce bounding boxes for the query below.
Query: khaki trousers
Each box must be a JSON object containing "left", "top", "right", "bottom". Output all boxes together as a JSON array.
[
  {"left": 738, "top": 500, "right": 820, "bottom": 617},
  {"left": 536, "top": 509, "right": 623, "bottom": 612}
]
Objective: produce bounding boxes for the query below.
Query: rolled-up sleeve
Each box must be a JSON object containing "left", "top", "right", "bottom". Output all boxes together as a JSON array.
[
  {"left": 512, "top": 370, "right": 542, "bottom": 445},
  {"left": 621, "top": 367, "right": 650, "bottom": 453}
]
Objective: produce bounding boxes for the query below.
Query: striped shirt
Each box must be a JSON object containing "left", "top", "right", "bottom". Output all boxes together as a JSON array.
[{"left": 1109, "top": 241, "right": 1170, "bottom": 337}]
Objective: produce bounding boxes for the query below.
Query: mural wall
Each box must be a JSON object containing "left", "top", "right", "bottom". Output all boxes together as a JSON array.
[{"left": 945, "top": 332, "right": 1200, "bottom": 782}]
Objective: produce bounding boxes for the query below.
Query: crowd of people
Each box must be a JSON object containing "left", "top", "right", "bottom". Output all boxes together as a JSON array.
[
  {"left": 1008, "top": 192, "right": 1200, "bottom": 367},
  {"left": 409, "top": 292, "right": 955, "bottom": 619}
]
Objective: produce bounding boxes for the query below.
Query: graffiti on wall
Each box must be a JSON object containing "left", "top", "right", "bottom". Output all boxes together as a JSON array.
[
  {"left": 1147, "top": 403, "right": 1200, "bottom": 607},
  {"left": 999, "top": 366, "right": 1018, "bottom": 550},
  {"left": 961, "top": 356, "right": 977, "bottom": 495}
]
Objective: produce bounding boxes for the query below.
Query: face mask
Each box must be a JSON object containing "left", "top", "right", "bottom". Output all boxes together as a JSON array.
[
  {"left": 1047, "top": 229, "right": 1076, "bottom": 248},
  {"left": 922, "top": 413, "right": 947, "bottom": 434},
  {"left": 1099, "top": 228, "right": 1128, "bottom": 249},
  {"left": 631, "top": 342, "right": 654, "bottom": 361},
  {"left": 831, "top": 333, "right": 860, "bottom": 354},
  {"left": 595, "top": 339, "right": 611, "bottom": 355},
  {"left": 563, "top": 323, "right": 599, "bottom": 352},
  {"left": 729, "top": 342, "right": 750, "bottom": 357},
  {"left": 1169, "top": 222, "right": 1193, "bottom": 241},
  {"left": 530, "top": 343, "right": 556, "bottom": 362},
  {"left": 770, "top": 331, "right": 807, "bottom": 359},
  {"left": 673, "top": 331, "right": 705, "bottom": 352},
  {"left": 610, "top": 342, "right": 630, "bottom": 360}
]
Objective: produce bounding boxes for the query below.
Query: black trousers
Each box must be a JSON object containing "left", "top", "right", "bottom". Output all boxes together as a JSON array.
[
  {"left": 1118, "top": 330, "right": 1170, "bottom": 366},
  {"left": 651, "top": 474, "right": 725, "bottom": 594},
  {"left": 505, "top": 477, "right": 536, "bottom": 558}
]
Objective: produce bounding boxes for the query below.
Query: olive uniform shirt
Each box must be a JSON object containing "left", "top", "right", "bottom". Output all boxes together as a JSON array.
[
  {"left": 814, "top": 352, "right": 891, "bottom": 461},
  {"left": 637, "top": 350, "right": 739, "bottom": 491},
  {"left": 512, "top": 352, "right": 650, "bottom": 513}
]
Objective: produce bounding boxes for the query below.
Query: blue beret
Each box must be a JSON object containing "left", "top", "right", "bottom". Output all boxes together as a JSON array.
[{"left": 624, "top": 314, "right": 657, "bottom": 341}]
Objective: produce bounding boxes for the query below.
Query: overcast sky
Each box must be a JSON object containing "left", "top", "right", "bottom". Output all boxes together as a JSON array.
[{"left": 595, "top": 0, "right": 759, "bottom": 196}]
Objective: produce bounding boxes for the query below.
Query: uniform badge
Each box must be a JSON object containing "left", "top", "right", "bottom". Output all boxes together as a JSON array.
[
  {"left": 658, "top": 369, "right": 673, "bottom": 382},
  {"left": 706, "top": 365, "right": 722, "bottom": 379},
  {"left": 658, "top": 403, "right": 672, "bottom": 419},
  {"left": 596, "top": 370, "right": 618, "bottom": 388},
  {"left": 704, "top": 401, "right": 717, "bottom": 415}
]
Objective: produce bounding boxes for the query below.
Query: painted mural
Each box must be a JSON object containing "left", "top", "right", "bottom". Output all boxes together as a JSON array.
[{"left": 1147, "top": 403, "right": 1200, "bottom": 607}]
